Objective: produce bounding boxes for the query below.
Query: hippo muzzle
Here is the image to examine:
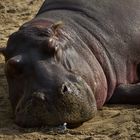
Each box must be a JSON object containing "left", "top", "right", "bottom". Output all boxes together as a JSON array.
[
  {"left": 14, "top": 75, "right": 97, "bottom": 128},
  {"left": 5, "top": 53, "right": 97, "bottom": 128}
]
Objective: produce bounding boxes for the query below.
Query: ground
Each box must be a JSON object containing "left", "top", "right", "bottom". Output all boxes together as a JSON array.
[{"left": 0, "top": 0, "right": 140, "bottom": 139}]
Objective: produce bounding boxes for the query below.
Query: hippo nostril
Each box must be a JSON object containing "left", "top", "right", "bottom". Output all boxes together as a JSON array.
[
  {"left": 61, "top": 83, "right": 73, "bottom": 94},
  {"left": 62, "top": 85, "right": 68, "bottom": 93}
]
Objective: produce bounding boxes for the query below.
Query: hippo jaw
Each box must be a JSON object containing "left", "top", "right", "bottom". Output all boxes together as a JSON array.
[{"left": 14, "top": 76, "right": 97, "bottom": 128}]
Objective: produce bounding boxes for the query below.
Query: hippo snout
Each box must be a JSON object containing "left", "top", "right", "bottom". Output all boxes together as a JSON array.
[
  {"left": 14, "top": 78, "right": 97, "bottom": 128},
  {"left": 61, "top": 81, "right": 80, "bottom": 95}
]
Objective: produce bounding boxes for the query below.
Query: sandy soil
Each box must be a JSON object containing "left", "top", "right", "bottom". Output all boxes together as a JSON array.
[{"left": 0, "top": 0, "right": 140, "bottom": 139}]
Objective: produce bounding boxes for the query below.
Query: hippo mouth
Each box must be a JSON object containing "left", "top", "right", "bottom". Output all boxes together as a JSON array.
[{"left": 14, "top": 77, "right": 97, "bottom": 128}]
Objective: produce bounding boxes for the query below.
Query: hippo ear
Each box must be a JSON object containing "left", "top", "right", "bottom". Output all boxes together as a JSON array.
[
  {"left": 51, "top": 21, "right": 64, "bottom": 34},
  {"left": 46, "top": 21, "right": 64, "bottom": 51},
  {"left": 0, "top": 47, "right": 6, "bottom": 56}
]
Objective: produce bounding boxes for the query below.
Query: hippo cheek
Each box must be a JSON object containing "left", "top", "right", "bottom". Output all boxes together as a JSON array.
[{"left": 15, "top": 78, "right": 97, "bottom": 128}]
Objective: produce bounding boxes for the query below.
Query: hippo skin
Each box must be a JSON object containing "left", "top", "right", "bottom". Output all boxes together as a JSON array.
[{"left": 0, "top": 0, "right": 140, "bottom": 128}]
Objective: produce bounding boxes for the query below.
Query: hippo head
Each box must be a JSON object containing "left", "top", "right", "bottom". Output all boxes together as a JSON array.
[{"left": 0, "top": 20, "right": 97, "bottom": 128}]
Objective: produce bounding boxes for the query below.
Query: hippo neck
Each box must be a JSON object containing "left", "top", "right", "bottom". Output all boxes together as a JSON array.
[
  {"left": 62, "top": 22, "right": 117, "bottom": 105},
  {"left": 72, "top": 23, "right": 117, "bottom": 102},
  {"left": 88, "top": 35, "right": 117, "bottom": 102}
]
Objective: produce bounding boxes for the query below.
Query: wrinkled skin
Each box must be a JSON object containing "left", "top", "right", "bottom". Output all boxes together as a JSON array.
[{"left": 1, "top": 0, "right": 140, "bottom": 128}]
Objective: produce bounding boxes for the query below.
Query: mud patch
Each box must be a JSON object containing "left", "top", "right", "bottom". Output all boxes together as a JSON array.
[{"left": 0, "top": 0, "right": 140, "bottom": 139}]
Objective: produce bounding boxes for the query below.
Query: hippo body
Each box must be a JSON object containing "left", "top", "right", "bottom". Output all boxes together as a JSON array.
[{"left": 0, "top": 0, "right": 140, "bottom": 128}]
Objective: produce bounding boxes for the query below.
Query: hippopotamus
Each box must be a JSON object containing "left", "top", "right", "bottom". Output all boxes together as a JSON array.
[{"left": 0, "top": 0, "right": 140, "bottom": 128}]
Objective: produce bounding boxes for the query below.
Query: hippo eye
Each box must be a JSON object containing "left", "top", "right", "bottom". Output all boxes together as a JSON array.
[
  {"left": 38, "top": 28, "right": 53, "bottom": 37},
  {"left": 6, "top": 55, "right": 24, "bottom": 78}
]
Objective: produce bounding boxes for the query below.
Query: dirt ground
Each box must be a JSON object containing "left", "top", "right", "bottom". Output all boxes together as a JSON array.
[{"left": 0, "top": 0, "right": 140, "bottom": 139}]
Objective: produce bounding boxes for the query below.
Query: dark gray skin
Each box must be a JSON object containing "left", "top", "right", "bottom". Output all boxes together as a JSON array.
[{"left": 0, "top": 0, "right": 140, "bottom": 128}]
